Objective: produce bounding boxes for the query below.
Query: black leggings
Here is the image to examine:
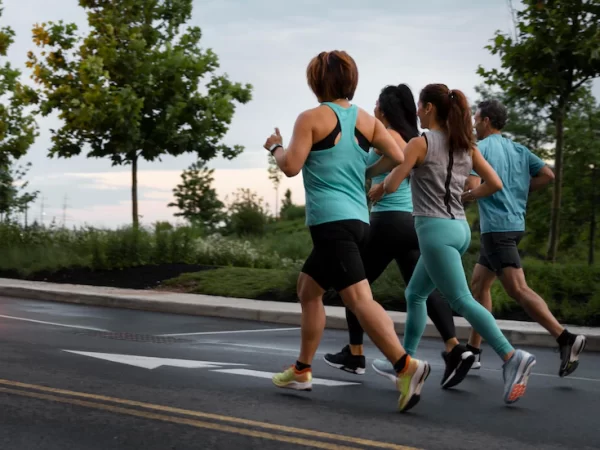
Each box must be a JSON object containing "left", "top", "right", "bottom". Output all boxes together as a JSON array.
[{"left": 346, "top": 211, "right": 456, "bottom": 345}]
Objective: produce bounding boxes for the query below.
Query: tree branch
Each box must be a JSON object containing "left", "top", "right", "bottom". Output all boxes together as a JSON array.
[{"left": 572, "top": 76, "right": 592, "bottom": 92}]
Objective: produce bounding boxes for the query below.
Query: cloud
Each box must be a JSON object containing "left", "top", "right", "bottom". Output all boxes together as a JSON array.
[
  {"left": 46, "top": 168, "right": 306, "bottom": 227},
  {"left": 5, "top": 0, "right": 600, "bottom": 228}
]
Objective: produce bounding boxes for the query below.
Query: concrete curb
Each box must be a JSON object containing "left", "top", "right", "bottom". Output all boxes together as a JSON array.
[{"left": 0, "top": 278, "right": 598, "bottom": 351}]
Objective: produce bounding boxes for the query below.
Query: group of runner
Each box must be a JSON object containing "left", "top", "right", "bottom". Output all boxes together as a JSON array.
[{"left": 262, "top": 50, "right": 587, "bottom": 412}]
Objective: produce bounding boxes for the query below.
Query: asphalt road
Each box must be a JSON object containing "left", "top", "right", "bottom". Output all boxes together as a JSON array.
[{"left": 0, "top": 296, "right": 598, "bottom": 450}]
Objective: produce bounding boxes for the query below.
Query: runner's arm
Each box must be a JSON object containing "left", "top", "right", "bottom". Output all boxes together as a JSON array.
[
  {"left": 466, "top": 147, "right": 502, "bottom": 199},
  {"left": 266, "top": 112, "right": 313, "bottom": 177},
  {"left": 366, "top": 119, "right": 404, "bottom": 178},
  {"left": 529, "top": 165, "right": 555, "bottom": 192},
  {"left": 382, "top": 136, "right": 426, "bottom": 194}
]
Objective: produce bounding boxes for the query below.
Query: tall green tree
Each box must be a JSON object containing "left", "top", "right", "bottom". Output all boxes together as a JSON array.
[
  {"left": 561, "top": 90, "right": 600, "bottom": 264},
  {"left": 478, "top": 0, "right": 600, "bottom": 261},
  {"left": 0, "top": 0, "right": 37, "bottom": 168},
  {"left": 168, "top": 160, "right": 224, "bottom": 230},
  {"left": 27, "top": 0, "right": 252, "bottom": 227}
]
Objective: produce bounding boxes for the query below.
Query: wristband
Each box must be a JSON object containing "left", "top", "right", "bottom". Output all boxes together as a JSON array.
[{"left": 269, "top": 143, "right": 283, "bottom": 154}]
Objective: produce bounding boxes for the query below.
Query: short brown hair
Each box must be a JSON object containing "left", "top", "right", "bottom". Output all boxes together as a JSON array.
[{"left": 306, "top": 51, "right": 358, "bottom": 102}]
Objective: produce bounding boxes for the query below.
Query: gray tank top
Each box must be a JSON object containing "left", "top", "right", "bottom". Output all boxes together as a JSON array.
[{"left": 410, "top": 130, "right": 472, "bottom": 220}]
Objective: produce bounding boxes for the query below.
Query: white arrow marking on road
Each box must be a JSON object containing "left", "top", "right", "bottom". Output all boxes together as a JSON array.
[
  {"left": 212, "top": 369, "right": 360, "bottom": 387},
  {"left": 63, "top": 350, "right": 246, "bottom": 370},
  {"left": 63, "top": 351, "right": 361, "bottom": 386}
]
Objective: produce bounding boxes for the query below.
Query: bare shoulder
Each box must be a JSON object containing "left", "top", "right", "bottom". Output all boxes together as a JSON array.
[
  {"left": 408, "top": 135, "right": 427, "bottom": 149},
  {"left": 355, "top": 106, "right": 378, "bottom": 140},
  {"left": 293, "top": 107, "right": 321, "bottom": 127}
]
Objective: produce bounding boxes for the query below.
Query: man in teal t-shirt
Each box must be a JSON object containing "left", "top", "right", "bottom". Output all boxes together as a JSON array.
[{"left": 464, "top": 99, "right": 586, "bottom": 378}]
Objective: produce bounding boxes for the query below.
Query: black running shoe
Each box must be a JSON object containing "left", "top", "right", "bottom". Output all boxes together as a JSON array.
[
  {"left": 323, "top": 345, "right": 366, "bottom": 375},
  {"left": 441, "top": 344, "right": 475, "bottom": 389},
  {"left": 559, "top": 334, "right": 586, "bottom": 377}
]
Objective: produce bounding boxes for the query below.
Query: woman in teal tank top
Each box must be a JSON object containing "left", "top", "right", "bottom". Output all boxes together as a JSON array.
[
  {"left": 263, "top": 50, "right": 431, "bottom": 412},
  {"left": 324, "top": 84, "right": 476, "bottom": 390}
]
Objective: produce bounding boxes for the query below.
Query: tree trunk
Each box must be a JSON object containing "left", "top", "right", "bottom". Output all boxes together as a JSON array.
[
  {"left": 132, "top": 154, "right": 139, "bottom": 228},
  {"left": 547, "top": 107, "right": 565, "bottom": 262},
  {"left": 275, "top": 186, "right": 279, "bottom": 219},
  {"left": 589, "top": 167, "right": 597, "bottom": 266}
]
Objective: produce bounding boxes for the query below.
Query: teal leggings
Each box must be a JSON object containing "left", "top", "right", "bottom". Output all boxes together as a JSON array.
[{"left": 403, "top": 217, "right": 514, "bottom": 358}]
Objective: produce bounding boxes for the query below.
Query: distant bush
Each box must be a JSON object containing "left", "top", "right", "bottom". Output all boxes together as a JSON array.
[{"left": 225, "top": 188, "right": 270, "bottom": 237}]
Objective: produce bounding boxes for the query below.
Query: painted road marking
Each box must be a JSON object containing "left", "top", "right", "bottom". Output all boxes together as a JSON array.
[
  {"left": 212, "top": 368, "right": 361, "bottom": 386},
  {"left": 63, "top": 350, "right": 246, "bottom": 370},
  {"left": 0, "top": 386, "right": 359, "bottom": 450},
  {"left": 159, "top": 327, "right": 301, "bottom": 337},
  {"left": 63, "top": 350, "right": 360, "bottom": 386},
  {"left": 0, "top": 314, "right": 109, "bottom": 332},
  {"left": 0, "top": 378, "right": 419, "bottom": 450}
]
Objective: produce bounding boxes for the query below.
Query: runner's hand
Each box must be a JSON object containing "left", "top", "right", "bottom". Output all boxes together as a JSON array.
[
  {"left": 368, "top": 183, "right": 385, "bottom": 203},
  {"left": 461, "top": 189, "right": 476, "bottom": 203},
  {"left": 263, "top": 128, "right": 283, "bottom": 151}
]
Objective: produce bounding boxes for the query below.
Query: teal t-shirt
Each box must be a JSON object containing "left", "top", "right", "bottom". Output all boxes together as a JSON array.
[
  {"left": 302, "top": 102, "right": 370, "bottom": 226},
  {"left": 471, "top": 134, "right": 546, "bottom": 233},
  {"left": 366, "top": 148, "right": 412, "bottom": 213}
]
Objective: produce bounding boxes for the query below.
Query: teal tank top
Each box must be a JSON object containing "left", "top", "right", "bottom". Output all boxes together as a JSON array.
[
  {"left": 302, "top": 103, "right": 370, "bottom": 226},
  {"left": 366, "top": 148, "right": 413, "bottom": 213}
]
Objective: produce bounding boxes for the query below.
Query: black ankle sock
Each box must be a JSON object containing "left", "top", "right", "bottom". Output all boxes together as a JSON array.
[
  {"left": 393, "top": 354, "right": 409, "bottom": 373},
  {"left": 557, "top": 329, "right": 572, "bottom": 346},
  {"left": 466, "top": 344, "right": 481, "bottom": 354},
  {"left": 295, "top": 361, "right": 311, "bottom": 371}
]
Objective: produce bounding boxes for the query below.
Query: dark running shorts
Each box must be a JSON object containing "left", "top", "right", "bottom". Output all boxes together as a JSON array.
[
  {"left": 302, "top": 219, "right": 369, "bottom": 292},
  {"left": 478, "top": 231, "right": 525, "bottom": 275}
]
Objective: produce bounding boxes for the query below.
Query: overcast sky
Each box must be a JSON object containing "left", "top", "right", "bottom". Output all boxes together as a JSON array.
[{"left": 4, "top": 0, "right": 599, "bottom": 228}]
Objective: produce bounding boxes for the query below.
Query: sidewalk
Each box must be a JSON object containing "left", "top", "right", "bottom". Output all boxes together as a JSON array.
[{"left": 0, "top": 277, "right": 598, "bottom": 351}]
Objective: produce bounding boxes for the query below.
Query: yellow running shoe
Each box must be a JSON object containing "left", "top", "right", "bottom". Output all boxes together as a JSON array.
[
  {"left": 372, "top": 357, "right": 431, "bottom": 412},
  {"left": 272, "top": 365, "right": 313, "bottom": 391},
  {"left": 397, "top": 358, "right": 431, "bottom": 412}
]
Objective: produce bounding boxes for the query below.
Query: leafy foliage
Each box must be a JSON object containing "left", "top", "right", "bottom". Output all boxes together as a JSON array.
[
  {"left": 478, "top": 0, "right": 600, "bottom": 261},
  {"left": 0, "top": 162, "right": 39, "bottom": 222},
  {"left": 0, "top": 1, "right": 37, "bottom": 168},
  {"left": 225, "top": 188, "right": 269, "bottom": 237},
  {"left": 27, "top": 0, "right": 252, "bottom": 226},
  {"left": 168, "top": 160, "right": 224, "bottom": 230}
]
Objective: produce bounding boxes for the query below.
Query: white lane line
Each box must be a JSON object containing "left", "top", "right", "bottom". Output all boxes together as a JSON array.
[
  {"left": 159, "top": 327, "right": 301, "bottom": 337},
  {"left": 0, "top": 314, "right": 109, "bottom": 332},
  {"left": 211, "top": 368, "right": 360, "bottom": 386}
]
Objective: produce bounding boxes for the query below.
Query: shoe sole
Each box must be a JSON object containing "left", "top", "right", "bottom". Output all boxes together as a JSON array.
[
  {"left": 399, "top": 362, "right": 431, "bottom": 413},
  {"left": 471, "top": 361, "right": 481, "bottom": 370},
  {"left": 323, "top": 356, "right": 366, "bottom": 375},
  {"left": 372, "top": 362, "right": 398, "bottom": 384},
  {"left": 441, "top": 352, "right": 475, "bottom": 389},
  {"left": 559, "top": 335, "right": 586, "bottom": 378},
  {"left": 504, "top": 354, "right": 536, "bottom": 404},
  {"left": 272, "top": 380, "right": 312, "bottom": 391}
]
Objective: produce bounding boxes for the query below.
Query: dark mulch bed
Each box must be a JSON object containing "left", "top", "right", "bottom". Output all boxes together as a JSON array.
[{"left": 0, "top": 264, "right": 216, "bottom": 290}]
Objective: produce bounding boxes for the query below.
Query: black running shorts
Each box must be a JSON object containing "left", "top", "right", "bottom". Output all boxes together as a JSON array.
[
  {"left": 302, "top": 219, "right": 369, "bottom": 292},
  {"left": 478, "top": 231, "right": 525, "bottom": 275}
]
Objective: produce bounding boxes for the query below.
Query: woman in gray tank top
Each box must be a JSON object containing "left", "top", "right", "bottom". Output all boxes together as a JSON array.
[{"left": 372, "top": 84, "right": 537, "bottom": 406}]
